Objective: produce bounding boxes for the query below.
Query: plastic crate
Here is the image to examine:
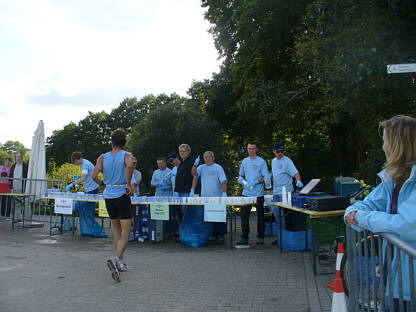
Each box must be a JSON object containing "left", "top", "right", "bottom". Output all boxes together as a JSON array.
[
  {"left": 278, "top": 229, "right": 312, "bottom": 251},
  {"left": 272, "top": 222, "right": 279, "bottom": 236},
  {"left": 0, "top": 182, "right": 10, "bottom": 193},
  {"left": 334, "top": 177, "right": 361, "bottom": 196},
  {"left": 264, "top": 222, "right": 272, "bottom": 236},
  {"left": 149, "top": 220, "right": 164, "bottom": 241}
]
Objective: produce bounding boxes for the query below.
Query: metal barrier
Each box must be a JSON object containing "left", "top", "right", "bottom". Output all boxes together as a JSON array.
[
  {"left": 0, "top": 177, "right": 66, "bottom": 223},
  {"left": 344, "top": 225, "right": 416, "bottom": 311}
]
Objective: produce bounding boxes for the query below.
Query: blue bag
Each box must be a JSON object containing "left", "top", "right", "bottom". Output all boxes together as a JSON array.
[
  {"left": 179, "top": 205, "right": 212, "bottom": 248},
  {"left": 74, "top": 201, "right": 107, "bottom": 238}
]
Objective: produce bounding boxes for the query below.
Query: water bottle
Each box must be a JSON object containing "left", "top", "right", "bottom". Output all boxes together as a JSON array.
[
  {"left": 265, "top": 177, "right": 272, "bottom": 189},
  {"left": 282, "top": 186, "right": 287, "bottom": 203}
]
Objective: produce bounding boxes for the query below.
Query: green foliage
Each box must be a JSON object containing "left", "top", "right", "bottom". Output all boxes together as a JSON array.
[
  {"left": 47, "top": 162, "right": 103, "bottom": 192},
  {"left": 0, "top": 150, "right": 10, "bottom": 165},
  {"left": 127, "top": 93, "right": 232, "bottom": 195},
  {"left": 0, "top": 140, "right": 28, "bottom": 156},
  {"left": 47, "top": 163, "right": 82, "bottom": 190}
]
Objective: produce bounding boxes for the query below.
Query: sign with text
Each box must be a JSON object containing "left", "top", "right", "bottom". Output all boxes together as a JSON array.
[
  {"left": 54, "top": 198, "right": 73, "bottom": 215},
  {"left": 204, "top": 203, "right": 226, "bottom": 222},
  {"left": 150, "top": 203, "right": 169, "bottom": 220},
  {"left": 98, "top": 200, "right": 109, "bottom": 218},
  {"left": 387, "top": 63, "right": 416, "bottom": 74}
]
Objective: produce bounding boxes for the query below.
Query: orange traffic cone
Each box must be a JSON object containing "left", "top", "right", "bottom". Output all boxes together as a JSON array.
[{"left": 327, "top": 242, "right": 347, "bottom": 312}]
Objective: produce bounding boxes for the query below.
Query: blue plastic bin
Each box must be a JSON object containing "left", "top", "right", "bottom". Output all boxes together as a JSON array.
[
  {"left": 334, "top": 177, "right": 361, "bottom": 196},
  {"left": 278, "top": 229, "right": 312, "bottom": 251}
]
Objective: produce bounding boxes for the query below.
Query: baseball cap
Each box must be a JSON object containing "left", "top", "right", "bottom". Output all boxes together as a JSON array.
[
  {"left": 168, "top": 153, "right": 179, "bottom": 162},
  {"left": 272, "top": 142, "right": 284, "bottom": 151}
]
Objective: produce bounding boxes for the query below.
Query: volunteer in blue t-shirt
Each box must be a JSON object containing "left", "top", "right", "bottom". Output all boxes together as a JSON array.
[
  {"left": 270, "top": 141, "right": 303, "bottom": 245},
  {"left": 151, "top": 157, "right": 173, "bottom": 197},
  {"left": 271, "top": 141, "right": 303, "bottom": 196},
  {"left": 68, "top": 151, "right": 100, "bottom": 194},
  {"left": 237, "top": 142, "right": 269, "bottom": 247},
  {"left": 168, "top": 153, "right": 183, "bottom": 233},
  {"left": 191, "top": 151, "right": 228, "bottom": 243}
]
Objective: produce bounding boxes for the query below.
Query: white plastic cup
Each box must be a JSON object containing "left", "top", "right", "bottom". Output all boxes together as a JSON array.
[
  {"left": 265, "top": 177, "right": 272, "bottom": 189},
  {"left": 282, "top": 186, "right": 287, "bottom": 203}
]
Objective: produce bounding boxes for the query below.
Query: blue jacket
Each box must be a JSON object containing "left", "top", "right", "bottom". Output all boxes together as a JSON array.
[{"left": 344, "top": 166, "right": 416, "bottom": 300}]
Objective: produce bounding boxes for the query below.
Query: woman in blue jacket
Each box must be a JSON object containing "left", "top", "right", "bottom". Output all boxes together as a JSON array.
[{"left": 345, "top": 115, "right": 416, "bottom": 310}]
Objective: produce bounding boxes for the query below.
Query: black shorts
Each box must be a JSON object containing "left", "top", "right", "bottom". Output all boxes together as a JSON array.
[{"left": 105, "top": 194, "right": 132, "bottom": 220}]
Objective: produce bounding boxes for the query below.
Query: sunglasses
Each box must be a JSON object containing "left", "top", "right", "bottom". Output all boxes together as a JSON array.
[{"left": 276, "top": 150, "right": 284, "bottom": 154}]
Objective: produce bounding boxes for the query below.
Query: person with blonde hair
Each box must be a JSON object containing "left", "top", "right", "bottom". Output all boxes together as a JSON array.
[{"left": 345, "top": 115, "right": 416, "bottom": 310}]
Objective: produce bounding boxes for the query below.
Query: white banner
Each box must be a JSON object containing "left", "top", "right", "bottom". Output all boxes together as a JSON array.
[
  {"left": 204, "top": 203, "right": 226, "bottom": 222},
  {"left": 54, "top": 198, "right": 73, "bottom": 215}
]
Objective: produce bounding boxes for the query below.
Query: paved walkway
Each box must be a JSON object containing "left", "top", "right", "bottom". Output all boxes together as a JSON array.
[{"left": 0, "top": 218, "right": 335, "bottom": 312}]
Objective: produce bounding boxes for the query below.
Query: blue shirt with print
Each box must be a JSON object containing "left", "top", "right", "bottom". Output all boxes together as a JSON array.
[
  {"left": 151, "top": 168, "right": 172, "bottom": 197},
  {"left": 239, "top": 156, "right": 268, "bottom": 197},
  {"left": 271, "top": 156, "right": 298, "bottom": 194},
  {"left": 196, "top": 163, "right": 227, "bottom": 197}
]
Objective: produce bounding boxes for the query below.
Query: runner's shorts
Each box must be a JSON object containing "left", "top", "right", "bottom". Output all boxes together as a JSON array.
[{"left": 105, "top": 194, "right": 132, "bottom": 220}]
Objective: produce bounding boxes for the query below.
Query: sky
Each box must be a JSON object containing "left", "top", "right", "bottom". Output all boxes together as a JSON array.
[{"left": 0, "top": 0, "right": 221, "bottom": 148}]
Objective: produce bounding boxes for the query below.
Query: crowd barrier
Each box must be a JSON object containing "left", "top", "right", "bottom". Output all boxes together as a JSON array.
[
  {"left": 344, "top": 225, "right": 416, "bottom": 311},
  {"left": 0, "top": 177, "right": 65, "bottom": 228}
]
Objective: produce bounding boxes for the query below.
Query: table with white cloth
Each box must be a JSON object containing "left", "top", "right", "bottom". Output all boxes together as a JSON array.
[{"left": 44, "top": 193, "right": 257, "bottom": 249}]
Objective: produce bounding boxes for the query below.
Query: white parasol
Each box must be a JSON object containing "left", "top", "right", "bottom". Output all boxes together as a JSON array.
[{"left": 25, "top": 120, "right": 47, "bottom": 200}]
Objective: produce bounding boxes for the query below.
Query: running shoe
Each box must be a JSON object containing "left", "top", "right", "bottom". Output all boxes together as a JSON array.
[
  {"left": 119, "top": 262, "right": 127, "bottom": 272},
  {"left": 106, "top": 258, "right": 121, "bottom": 282}
]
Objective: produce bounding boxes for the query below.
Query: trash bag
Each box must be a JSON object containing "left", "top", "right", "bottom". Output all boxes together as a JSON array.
[
  {"left": 74, "top": 201, "right": 107, "bottom": 238},
  {"left": 179, "top": 205, "right": 212, "bottom": 247}
]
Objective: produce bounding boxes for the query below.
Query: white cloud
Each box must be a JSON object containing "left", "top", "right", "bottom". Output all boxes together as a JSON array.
[{"left": 0, "top": 0, "right": 220, "bottom": 147}]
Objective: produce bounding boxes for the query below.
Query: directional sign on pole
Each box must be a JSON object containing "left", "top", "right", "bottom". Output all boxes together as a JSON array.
[{"left": 387, "top": 63, "right": 416, "bottom": 74}]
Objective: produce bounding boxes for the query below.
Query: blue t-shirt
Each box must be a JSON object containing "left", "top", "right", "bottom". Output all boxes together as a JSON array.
[
  {"left": 151, "top": 168, "right": 172, "bottom": 197},
  {"left": 82, "top": 159, "right": 99, "bottom": 192},
  {"left": 171, "top": 166, "right": 178, "bottom": 192},
  {"left": 271, "top": 156, "right": 298, "bottom": 194},
  {"left": 239, "top": 156, "right": 269, "bottom": 197},
  {"left": 196, "top": 163, "right": 227, "bottom": 197},
  {"left": 103, "top": 150, "right": 127, "bottom": 199}
]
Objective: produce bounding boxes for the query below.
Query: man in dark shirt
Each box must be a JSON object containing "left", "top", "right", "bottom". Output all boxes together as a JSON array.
[
  {"left": 174, "top": 143, "right": 199, "bottom": 217},
  {"left": 174, "top": 143, "right": 196, "bottom": 196}
]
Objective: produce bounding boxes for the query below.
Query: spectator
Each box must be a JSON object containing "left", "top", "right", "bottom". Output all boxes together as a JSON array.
[
  {"left": 10, "top": 152, "right": 28, "bottom": 193},
  {"left": 131, "top": 157, "right": 142, "bottom": 196},
  {"left": 237, "top": 142, "right": 269, "bottom": 247},
  {"left": 151, "top": 157, "right": 172, "bottom": 197},
  {"left": 345, "top": 115, "right": 416, "bottom": 309},
  {"left": 191, "top": 151, "right": 228, "bottom": 243},
  {"left": 92, "top": 129, "right": 135, "bottom": 282},
  {"left": 168, "top": 153, "right": 183, "bottom": 231},
  {"left": 0, "top": 157, "right": 12, "bottom": 218}
]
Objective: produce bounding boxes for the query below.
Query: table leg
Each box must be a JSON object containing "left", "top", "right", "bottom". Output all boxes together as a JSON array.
[
  {"left": 228, "top": 205, "right": 233, "bottom": 250},
  {"left": 311, "top": 218, "right": 317, "bottom": 275},
  {"left": 22, "top": 197, "right": 25, "bottom": 228},
  {"left": 305, "top": 214, "right": 308, "bottom": 251},
  {"left": 49, "top": 203, "right": 53, "bottom": 235},
  {"left": 72, "top": 214, "right": 75, "bottom": 236},
  {"left": 11, "top": 196, "right": 15, "bottom": 230},
  {"left": 279, "top": 207, "right": 283, "bottom": 253}
]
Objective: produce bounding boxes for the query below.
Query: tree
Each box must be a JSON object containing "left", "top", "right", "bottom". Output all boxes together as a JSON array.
[
  {"left": 0, "top": 140, "right": 28, "bottom": 156},
  {"left": 294, "top": 0, "right": 416, "bottom": 179},
  {"left": 127, "top": 94, "right": 230, "bottom": 195}
]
